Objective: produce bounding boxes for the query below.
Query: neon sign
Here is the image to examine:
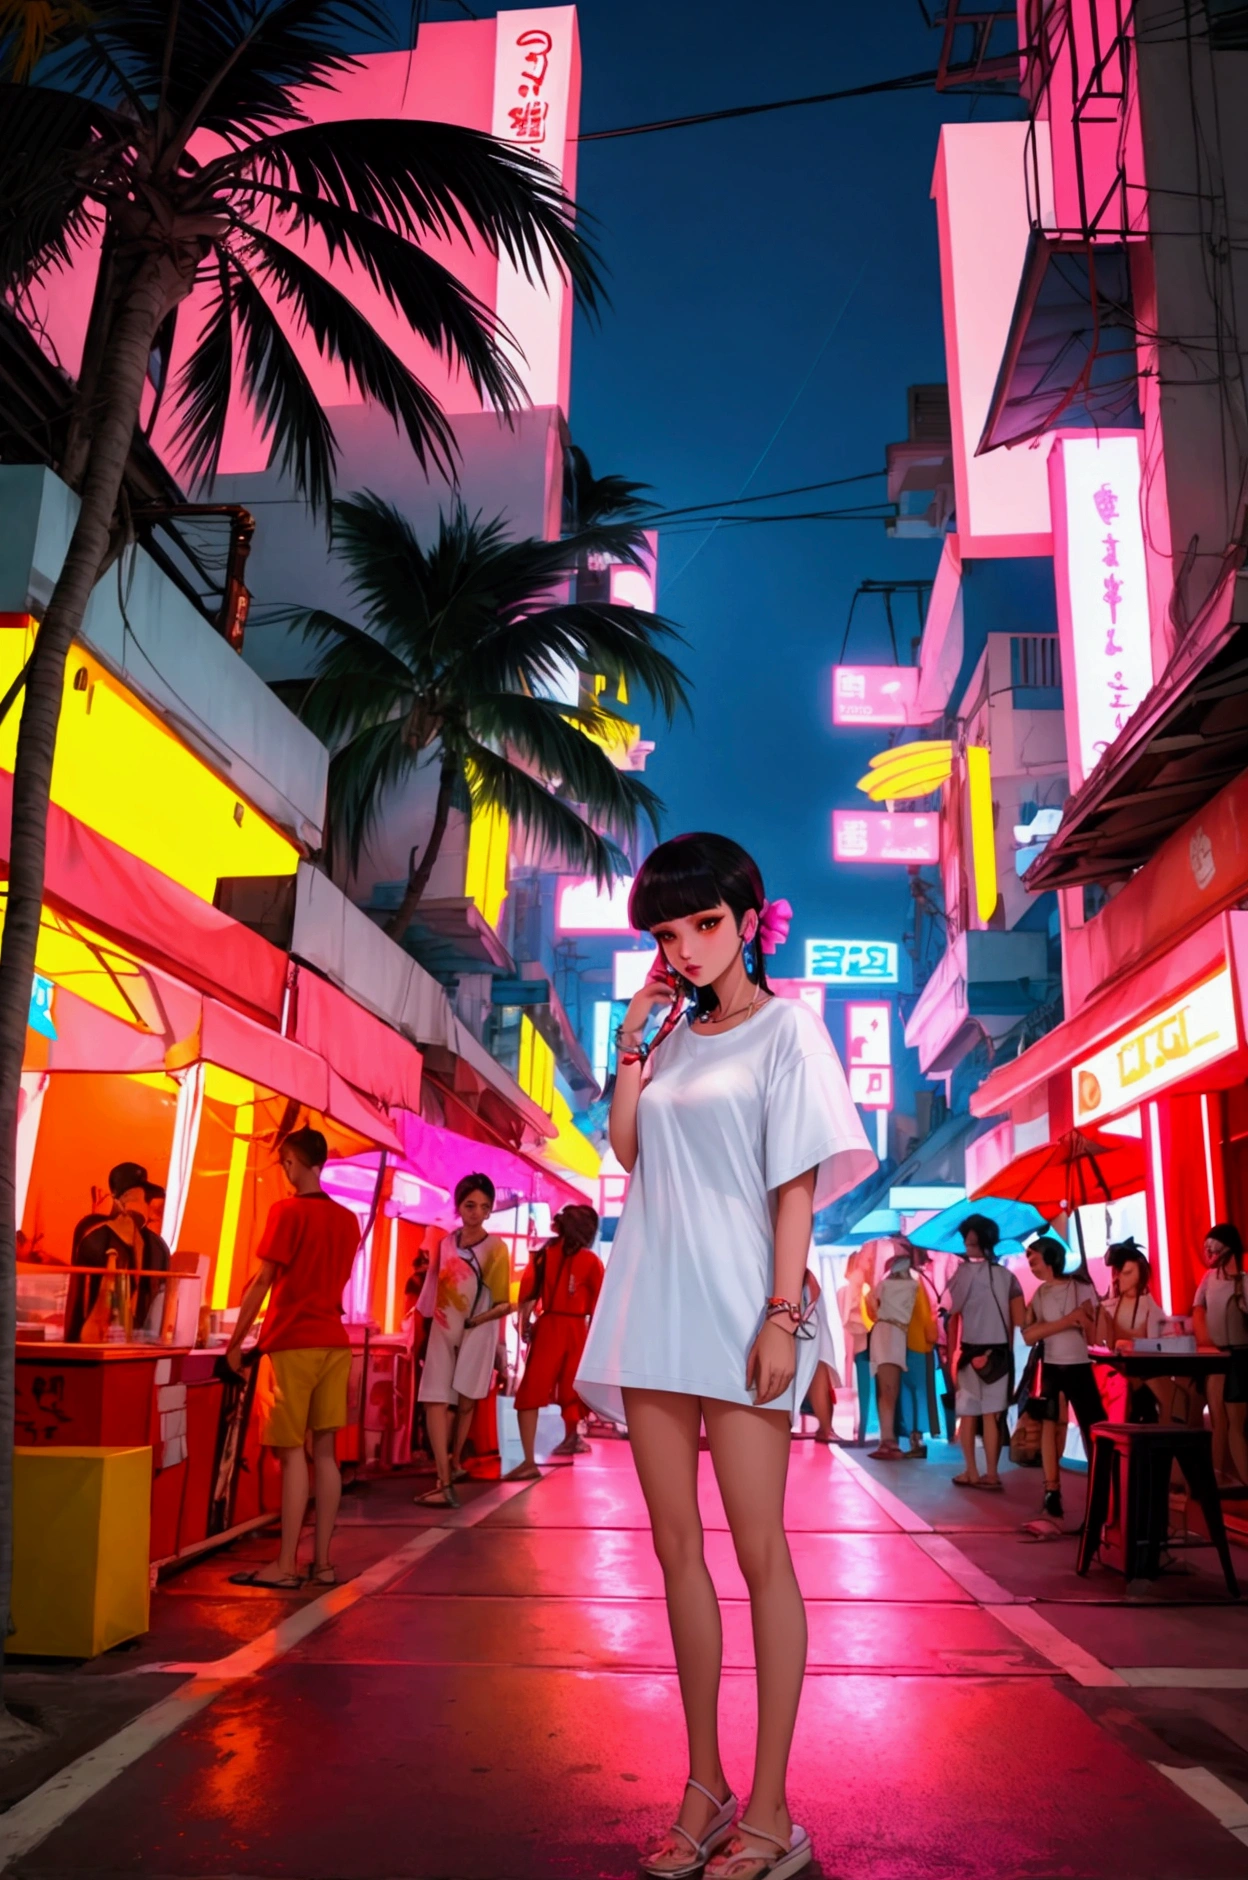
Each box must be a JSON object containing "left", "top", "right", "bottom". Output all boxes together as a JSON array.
[
  {"left": 805, "top": 940, "right": 898, "bottom": 985},
  {"left": 1051, "top": 432, "right": 1154, "bottom": 788},
  {"left": 833, "top": 810, "right": 939, "bottom": 865},
  {"left": 556, "top": 877, "right": 634, "bottom": 934},
  {"left": 832, "top": 667, "right": 919, "bottom": 727},
  {"left": 1073, "top": 967, "right": 1237, "bottom": 1125},
  {"left": 847, "top": 1000, "right": 892, "bottom": 1110}
]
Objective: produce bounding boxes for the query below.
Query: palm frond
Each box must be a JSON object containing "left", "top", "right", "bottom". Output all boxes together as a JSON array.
[
  {"left": 169, "top": 250, "right": 235, "bottom": 487},
  {"left": 0, "top": 82, "right": 108, "bottom": 289},
  {"left": 564, "top": 444, "right": 653, "bottom": 529},
  {"left": 291, "top": 609, "right": 419, "bottom": 746},
  {"left": 468, "top": 602, "right": 690, "bottom": 723},
  {"left": 323, "top": 712, "right": 418, "bottom": 874},
  {"left": 239, "top": 115, "right": 603, "bottom": 311},
  {"left": 181, "top": 245, "right": 337, "bottom": 509},
  {"left": 467, "top": 691, "right": 663, "bottom": 841},
  {"left": 463, "top": 738, "right": 631, "bottom": 888},
  {"left": 238, "top": 182, "right": 524, "bottom": 413},
  {"left": 237, "top": 222, "right": 458, "bottom": 480}
]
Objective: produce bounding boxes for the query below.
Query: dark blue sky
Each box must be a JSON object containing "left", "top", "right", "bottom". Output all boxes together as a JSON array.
[{"left": 419, "top": 4, "right": 1014, "bottom": 1076}]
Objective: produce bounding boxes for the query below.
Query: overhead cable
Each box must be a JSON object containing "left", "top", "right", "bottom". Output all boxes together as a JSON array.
[{"left": 579, "top": 68, "right": 941, "bottom": 142}]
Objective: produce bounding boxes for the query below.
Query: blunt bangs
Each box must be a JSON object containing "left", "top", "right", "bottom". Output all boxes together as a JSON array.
[{"left": 628, "top": 832, "right": 766, "bottom": 932}]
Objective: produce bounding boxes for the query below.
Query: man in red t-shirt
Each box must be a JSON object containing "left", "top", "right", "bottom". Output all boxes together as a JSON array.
[
  {"left": 507, "top": 1203, "right": 603, "bottom": 1481},
  {"left": 224, "top": 1128, "right": 360, "bottom": 1589}
]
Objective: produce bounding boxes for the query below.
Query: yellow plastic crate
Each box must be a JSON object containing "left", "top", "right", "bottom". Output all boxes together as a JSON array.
[{"left": 11, "top": 1446, "right": 152, "bottom": 1658}]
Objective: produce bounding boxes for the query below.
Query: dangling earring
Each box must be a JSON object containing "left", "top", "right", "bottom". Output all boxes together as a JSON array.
[{"left": 742, "top": 929, "right": 758, "bottom": 979}]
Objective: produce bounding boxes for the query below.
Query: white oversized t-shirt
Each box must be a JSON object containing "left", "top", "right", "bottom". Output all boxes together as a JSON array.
[{"left": 576, "top": 997, "right": 876, "bottom": 1422}]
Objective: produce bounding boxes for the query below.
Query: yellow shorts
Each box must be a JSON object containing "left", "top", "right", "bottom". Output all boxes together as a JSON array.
[{"left": 262, "top": 1346, "right": 351, "bottom": 1447}]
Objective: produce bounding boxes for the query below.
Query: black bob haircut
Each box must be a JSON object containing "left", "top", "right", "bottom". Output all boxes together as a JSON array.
[
  {"left": 629, "top": 833, "right": 770, "bottom": 1010},
  {"left": 1208, "top": 1221, "right": 1245, "bottom": 1266},
  {"left": 957, "top": 1211, "right": 1001, "bottom": 1258},
  {"left": 1028, "top": 1235, "right": 1068, "bottom": 1277},
  {"left": 454, "top": 1172, "right": 496, "bottom": 1208}
]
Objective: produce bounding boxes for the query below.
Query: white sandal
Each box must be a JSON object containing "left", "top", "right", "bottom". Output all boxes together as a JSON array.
[
  {"left": 704, "top": 1821, "right": 812, "bottom": 1880},
  {"left": 639, "top": 1779, "right": 738, "bottom": 1878}
]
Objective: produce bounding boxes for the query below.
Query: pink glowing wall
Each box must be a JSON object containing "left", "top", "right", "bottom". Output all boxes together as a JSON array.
[
  {"left": 931, "top": 121, "right": 1054, "bottom": 556},
  {"left": 28, "top": 9, "right": 582, "bottom": 483}
]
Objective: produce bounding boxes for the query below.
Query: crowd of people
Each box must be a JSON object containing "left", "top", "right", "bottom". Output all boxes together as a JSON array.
[{"left": 835, "top": 1210, "right": 1248, "bottom": 1516}]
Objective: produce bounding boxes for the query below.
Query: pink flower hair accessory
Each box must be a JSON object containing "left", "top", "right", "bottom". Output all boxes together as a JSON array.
[{"left": 757, "top": 897, "right": 793, "bottom": 956}]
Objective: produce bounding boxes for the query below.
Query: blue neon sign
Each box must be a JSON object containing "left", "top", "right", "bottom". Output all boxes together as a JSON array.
[{"left": 804, "top": 939, "right": 898, "bottom": 986}]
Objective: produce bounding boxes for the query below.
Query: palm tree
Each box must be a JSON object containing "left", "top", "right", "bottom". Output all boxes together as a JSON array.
[
  {"left": 289, "top": 492, "right": 688, "bottom": 942},
  {"left": 0, "top": 0, "right": 600, "bottom": 1708}
]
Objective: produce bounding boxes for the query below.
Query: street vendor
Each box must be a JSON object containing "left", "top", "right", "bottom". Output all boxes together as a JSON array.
[
  {"left": 507, "top": 1203, "right": 603, "bottom": 1480},
  {"left": 65, "top": 1161, "right": 150, "bottom": 1342}
]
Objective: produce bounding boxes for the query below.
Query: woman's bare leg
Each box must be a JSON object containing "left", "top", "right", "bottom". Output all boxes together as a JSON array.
[
  {"left": 425, "top": 1401, "right": 452, "bottom": 1485},
  {"left": 807, "top": 1364, "right": 835, "bottom": 1441},
  {"left": 623, "top": 1388, "right": 729, "bottom": 1870},
  {"left": 873, "top": 1365, "right": 900, "bottom": 1447},
  {"left": 1226, "top": 1400, "right": 1248, "bottom": 1483},
  {"left": 704, "top": 1399, "right": 803, "bottom": 1853}
]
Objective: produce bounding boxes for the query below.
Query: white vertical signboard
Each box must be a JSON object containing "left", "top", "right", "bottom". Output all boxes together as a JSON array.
[
  {"left": 491, "top": 9, "right": 577, "bottom": 410},
  {"left": 1052, "top": 433, "right": 1154, "bottom": 789}
]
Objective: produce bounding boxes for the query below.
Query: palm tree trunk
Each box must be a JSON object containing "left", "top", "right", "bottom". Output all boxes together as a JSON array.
[
  {"left": 0, "top": 263, "right": 175, "bottom": 1707},
  {"left": 384, "top": 748, "right": 457, "bottom": 940}
]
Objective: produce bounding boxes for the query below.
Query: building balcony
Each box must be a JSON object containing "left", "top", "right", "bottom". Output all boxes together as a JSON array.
[{"left": 904, "top": 928, "right": 1051, "bottom": 1076}]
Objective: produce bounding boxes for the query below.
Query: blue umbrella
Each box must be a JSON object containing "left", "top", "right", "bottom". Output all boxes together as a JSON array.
[{"left": 907, "top": 1194, "right": 1049, "bottom": 1257}]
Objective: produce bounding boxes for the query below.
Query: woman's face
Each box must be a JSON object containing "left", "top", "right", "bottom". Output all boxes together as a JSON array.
[
  {"left": 1204, "top": 1234, "right": 1231, "bottom": 1269},
  {"left": 962, "top": 1229, "right": 983, "bottom": 1259},
  {"left": 457, "top": 1190, "right": 492, "bottom": 1232},
  {"left": 1117, "top": 1258, "right": 1142, "bottom": 1296},
  {"left": 649, "top": 901, "right": 757, "bottom": 988},
  {"left": 1026, "top": 1245, "right": 1049, "bottom": 1280}
]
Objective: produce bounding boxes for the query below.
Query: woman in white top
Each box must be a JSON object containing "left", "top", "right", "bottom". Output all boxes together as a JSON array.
[
  {"left": 1193, "top": 1222, "right": 1248, "bottom": 1485},
  {"left": 1097, "top": 1240, "right": 1172, "bottom": 1423},
  {"left": 577, "top": 834, "right": 874, "bottom": 1880},
  {"left": 1022, "top": 1236, "right": 1104, "bottom": 1522},
  {"left": 864, "top": 1245, "right": 918, "bottom": 1461}
]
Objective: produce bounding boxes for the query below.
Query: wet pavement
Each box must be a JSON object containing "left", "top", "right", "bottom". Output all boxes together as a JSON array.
[{"left": 5, "top": 1436, "right": 1248, "bottom": 1877}]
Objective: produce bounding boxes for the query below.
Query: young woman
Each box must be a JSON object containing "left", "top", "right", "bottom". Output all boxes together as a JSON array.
[
  {"left": 1193, "top": 1222, "right": 1248, "bottom": 1485},
  {"left": 837, "top": 1246, "right": 875, "bottom": 1443},
  {"left": 945, "top": 1214, "right": 1025, "bottom": 1490},
  {"left": 415, "top": 1174, "right": 512, "bottom": 1508},
  {"left": 865, "top": 1244, "right": 919, "bottom": 1462},
  {"left": 1022, "top": 1235, "right": 1104, "bottom": 1521},
  {"left": 576, "top": 833, "right": 875, "bottom": 1880},
  {"left": 1098, "top": 1240, "right": 1172, "bottom": 1422}
]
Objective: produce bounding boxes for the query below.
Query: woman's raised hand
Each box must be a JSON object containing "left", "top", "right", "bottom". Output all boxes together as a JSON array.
[{"left": 621, "top": 976, "right": 680, "bottom": 1040}]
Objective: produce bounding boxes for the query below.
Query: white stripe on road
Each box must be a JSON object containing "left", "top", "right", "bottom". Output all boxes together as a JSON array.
[
  {"left": 834, "top": 1450, "right": 1125, "bottom": 1688},
  {"left": 0, "top": 1478, "right": 537, "bottom": 1873},
  {"left": 1153, "top": 1763, "right": 1248, "bottom": 1847},
  {"left": 1120, "top": 1666, "right": 1248, "bottom": 1689}
]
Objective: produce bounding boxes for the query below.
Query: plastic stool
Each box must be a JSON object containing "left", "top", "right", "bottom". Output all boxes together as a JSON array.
[{"left": 1077, "top": 1422, "right": 1239, "bottom": 1596}]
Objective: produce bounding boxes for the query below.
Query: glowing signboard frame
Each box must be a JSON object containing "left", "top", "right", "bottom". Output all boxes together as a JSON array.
[
  {"left": 613, "top": 949, "right": 657, "bottom": 1000},
  {"left": 832, "top": 666, "right": 919, "bottom": 727},
  {"left": 833, "top": 810, "right": 940, "bottom": 865},
  {"left": 805, "top": 940, "right": 899, "bottom": 985},
  {"left": 847, "top": 1000, "right": 892, "bottom": 1110},
  {"left": 1072, "top": 966, "right": 1238, "bottom": 1126},
  {"left": 557, "top": 877, "right": 634, "bottom": 935}
]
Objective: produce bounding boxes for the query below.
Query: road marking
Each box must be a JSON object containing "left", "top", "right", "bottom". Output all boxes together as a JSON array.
[
  {"left": 0, "top": 1477, "right": 536, "bottom": 1873},
  {"left": 1153, "top": 1763, "right": 1248, "bottom": 1847},
  {"left": 1120, "top": 1666, "right": 1248, "bottom": 1688},
  {"left": 834, "top": 1450, "right": 1125, "bottom": 1688}
]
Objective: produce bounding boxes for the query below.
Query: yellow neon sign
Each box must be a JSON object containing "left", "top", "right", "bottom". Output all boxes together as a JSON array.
[
  {"left": 856, "top": 740, "right": 954, "bottom": 803},
  {"left": 0, "top": 623, "right": 299, "bottom": 905},
  {"left": 966, "top": 745, "right": 998, "bottom": 925}
]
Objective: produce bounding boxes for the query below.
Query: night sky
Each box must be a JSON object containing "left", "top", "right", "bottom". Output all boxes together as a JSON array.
[{"left": 417, "top": 2, "right": 1019, "bottom": 1099}]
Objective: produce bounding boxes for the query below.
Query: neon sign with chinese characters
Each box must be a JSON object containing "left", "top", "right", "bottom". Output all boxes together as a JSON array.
[
  {"left": 1051, "top": 432, "right": 1154, "bottom": 789},
  {"left": 805, "top": 940, "right": 899, "bottom": 985},
  {"left": 1072, "top": 966, "right": 1238, "bottom": 1125},
  {"left": 833, "top": 810, "right": 939, "bottom": 865},
  {"left": 832, "top": 667, "right": 919, "bottom": 727}
]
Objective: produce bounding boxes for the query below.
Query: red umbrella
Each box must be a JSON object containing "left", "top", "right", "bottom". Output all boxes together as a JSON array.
[{"left": 971, "top": 1126, "right": 1146, "bottom": 1214}]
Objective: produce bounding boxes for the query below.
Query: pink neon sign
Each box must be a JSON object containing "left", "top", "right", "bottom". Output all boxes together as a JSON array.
[
  {"left": 847, "top": 999, "right": 892, "bottom": 1110},
  {"left": 1050, "top": 432, "right": 1154, "bottom": 789},
  {"left": 833, "top": 810, "right": 939, "bottom": 865},
  {"left": 557, "top": 877, "right": 634, "bottom": 934},
  {"left": 832, "top": 666, "right": 919, "bottom": 727}
]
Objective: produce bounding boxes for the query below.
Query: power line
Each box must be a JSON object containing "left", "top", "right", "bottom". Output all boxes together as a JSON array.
[
  {"left": 578, "top": 68, "right": 941, "bottom": 143},
  {"left": 645, "top": 469, "right": 885, "bottom": 522}
]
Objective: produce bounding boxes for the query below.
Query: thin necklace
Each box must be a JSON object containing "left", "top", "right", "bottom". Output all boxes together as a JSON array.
[{"left": 695, "top": 986, "right": 764, "bottom": 1028}]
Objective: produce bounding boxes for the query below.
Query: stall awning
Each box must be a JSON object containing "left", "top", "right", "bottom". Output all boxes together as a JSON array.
[
  {"left": 0, "top": 770, "right": 285, "bottom": 1024},
  {"left": 167, "top": 998, "right": 402, "bottom": 1153},
  {"left": 1025, "top": 605, "right": 1248, "bottom": 891},
  {"left": 291, "top": 966, "right": 423, "bottom": 1115},
  {"left": 978, "top": 234, "right": 1141, "bottom": 455}
]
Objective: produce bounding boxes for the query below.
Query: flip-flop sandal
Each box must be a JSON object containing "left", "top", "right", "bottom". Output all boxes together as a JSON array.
[
  {"left": 415, "top": 1482, "right": 460, "bottom": 1508},
  {"left": 504, "top": 1463, "right": 543, "bottom": 1481},
  {"left": 951, "top": 1473, "right": 981, "bottom": 1488},
  {"left": 640, "top": 1781, "right": 737, "bottom": 1878},
  {"left": 450, "top": 1467, "right": 472, "bottom": 1484},
  {"left": 228, "top": 1568, "right": 303, "bottom": 1589},
  {"left": 976, "top": 1477, "right": 1005, "bottom": 1491},
  {"left": 307, "top": 1566, "right": 338, "bottom": 1587},
  {"left": 868, "top": 1444, "right": 904, "bottom": 1460},
  {"left": 705, "top": 1821, "right": 813, "bottom": 1879}
]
